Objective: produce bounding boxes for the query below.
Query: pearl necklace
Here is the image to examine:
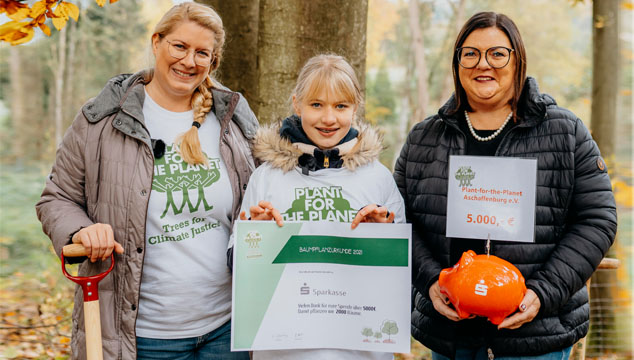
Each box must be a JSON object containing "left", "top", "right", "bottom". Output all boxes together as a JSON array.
[{"left": 464, "top": 111, "right": 513, "bottom": 142}]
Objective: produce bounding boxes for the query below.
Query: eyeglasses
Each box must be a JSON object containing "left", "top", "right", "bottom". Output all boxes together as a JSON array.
[
  {"left": 456, "top": 46, "right": 514, "bottom": 69},
  {"left": 164, "top": 39, "right": 214, "bottom": 67}
]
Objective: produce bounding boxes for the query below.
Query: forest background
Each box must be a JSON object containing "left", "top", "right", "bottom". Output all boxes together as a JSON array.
[{"left": 0, "top": 0, "right": 632, "bottom": 359}]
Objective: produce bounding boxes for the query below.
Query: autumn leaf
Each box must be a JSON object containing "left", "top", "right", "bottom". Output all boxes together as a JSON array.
[
  {"left": 39, "top": 22, "right": 51, "bottom": 36},
  {"left": 7, "top": 6, "right": 29, "bottom": 21},
  {"left": 622, "top": 2, "right": 634, "bottom": 11},
  {"left": 51, "top": 2, "right": 72, "bottom": 31},
  {"left": 95, "top": 0, "right": 106, "bottom": 7},
  {"left": 110, "top": 0, "right": 119, "bottom": 3},
  {"left": 64, "top": 1, "right": 79, "bottom": 21},
  {"left": 30, "top": 0, "right": 48, "bottom": 19},
  {"left": 51, "top": 17, "right": 68, "bottom": 31},
  {"left": 0, "top": 20, "right": 34, "bottom": 45},
  {"left": 0, "top": 0, "right": 29, "bottom": 15}
]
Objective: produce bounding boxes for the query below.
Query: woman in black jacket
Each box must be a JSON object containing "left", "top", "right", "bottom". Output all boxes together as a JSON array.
[{"left": 394, "top": 11, "right": 617, "bottom": 359}]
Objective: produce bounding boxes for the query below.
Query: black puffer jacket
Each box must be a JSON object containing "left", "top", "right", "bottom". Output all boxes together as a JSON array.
[{"left": 394, "top": 77, "right": 617, "bottom": 357}]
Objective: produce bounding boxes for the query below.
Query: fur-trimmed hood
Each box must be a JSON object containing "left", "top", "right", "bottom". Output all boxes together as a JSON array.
[{"left": 253, "top": 120, "right": 384, "bottom": 172}]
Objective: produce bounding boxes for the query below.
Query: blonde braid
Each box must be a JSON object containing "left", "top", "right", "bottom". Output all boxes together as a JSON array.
[{"left": 175, "top": 76, "right": 214, "bottom": 166}]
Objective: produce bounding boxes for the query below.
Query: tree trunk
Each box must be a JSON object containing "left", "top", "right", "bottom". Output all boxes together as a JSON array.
[
  {"left": 8, "top": 46, "right": 25, "bottom": 163},
  {"left": 203, "top": 0, "right": 260, "bottom": 114},
  {"left": 587, "top": 1, "right": 620, "bottom": 355},
  {"left": 255, "top": 0, "right": 303, "bottom": 123},
  {"left": 590, "top": 0, "right": 619, "bottom": 158},
  {"left": 54, "top": 27, "right": 68, "bottom": 147},
  {"left": 300, "top": 0, "right": 367, "bottom": 91},
  {"left": 408, "top": 0, "right": 429, "bottom": 127},
  {"left": 197, "top": 0, "right": 368, "bottom": 123},
  {"left": 439, "top": 0, "right": 465, "bottom": 105},
  {"left": 65, "top": 20, "right": 77, "bottom": 128}
]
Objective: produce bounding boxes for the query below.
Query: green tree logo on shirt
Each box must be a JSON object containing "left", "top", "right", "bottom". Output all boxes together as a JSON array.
[
  {"left": 282, "top": 186, "right": 358, "bottom": 222},
  {"left": 152, "top": 145, "right": 221, "bottom": 218}
]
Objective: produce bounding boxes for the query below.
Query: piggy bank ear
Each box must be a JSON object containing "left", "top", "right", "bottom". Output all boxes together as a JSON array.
[{"left": 459, "top": 250, "right": 476, "bottom": 267}]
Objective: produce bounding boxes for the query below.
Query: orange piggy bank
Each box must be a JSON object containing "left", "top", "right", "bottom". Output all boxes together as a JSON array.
[{"left": 438, "top": 250, "right": 526, "bottom": 325}]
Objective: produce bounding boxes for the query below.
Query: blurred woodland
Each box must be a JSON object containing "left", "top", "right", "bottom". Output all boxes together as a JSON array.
[{"left": 0, "top": 0, "right": 632, "bottom": 358}]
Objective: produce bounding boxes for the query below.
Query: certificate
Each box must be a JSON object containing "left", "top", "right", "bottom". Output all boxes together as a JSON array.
[
  {"left": 446, "top": 155, "right": 537, "bottom": 242},
  {"left": 231, "top": 221, "right": 411, "bottom": 353}
]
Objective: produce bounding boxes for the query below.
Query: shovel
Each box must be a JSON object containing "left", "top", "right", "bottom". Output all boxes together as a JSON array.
[{"left": 61, "top": 243, "right": 115, "bottom": 360}]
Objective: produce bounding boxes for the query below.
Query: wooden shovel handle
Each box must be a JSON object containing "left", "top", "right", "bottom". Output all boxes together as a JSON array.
[
  {"left": 62, "top": 243, "right": 89, "bottom": 257},
  {"left": 84, "top": 300, "right": 103, "bottom": 360}
]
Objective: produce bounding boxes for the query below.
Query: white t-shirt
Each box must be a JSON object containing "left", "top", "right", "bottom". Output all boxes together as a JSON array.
[
  {"left": 236, "top": 160, "right": 405, "bottom": 360},
  {"left": 136, "top": 89, "right": 234, "bottom": 339}
]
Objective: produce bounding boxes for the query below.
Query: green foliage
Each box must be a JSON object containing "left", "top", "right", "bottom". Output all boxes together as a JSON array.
[
  {"left": 366, "top": 61, "right": 397, "bottom": 125},
  {"left": 0, "top": 164, "right": 58, "bottom": 277},
  {"left": 79, "top": 0, "right": 147, "bottom": 94}
]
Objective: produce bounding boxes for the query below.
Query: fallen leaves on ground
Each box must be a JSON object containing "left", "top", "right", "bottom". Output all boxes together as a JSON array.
[{"left": 0, "top": 270, "right": 74, "bottom": 359}]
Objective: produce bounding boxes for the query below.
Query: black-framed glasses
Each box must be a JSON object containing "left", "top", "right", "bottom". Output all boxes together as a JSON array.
[
  {"left": 456, "top": 46, "right": 514, "bottom": 69},
  {"left": 164, "top": 39, "right": 214, "bottom": 67}
]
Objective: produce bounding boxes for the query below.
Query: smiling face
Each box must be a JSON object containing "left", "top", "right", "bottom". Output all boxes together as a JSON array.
[
  {"left": 458, "top": 27, "right": 516, "bottom": 110},
  {"left": 293, "top": 88, "right": 356, "bottom": 150},
  {"left": 151, "top": 21, "right": 215, "bottom": 106}
]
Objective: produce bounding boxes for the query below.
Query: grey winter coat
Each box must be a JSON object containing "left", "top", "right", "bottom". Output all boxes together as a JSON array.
[
  {"left": 36, "top": 70, "right": 258, "bottom": 360},
  {"left": 394, "top": 77, "right": 617, "bottom": 357}
]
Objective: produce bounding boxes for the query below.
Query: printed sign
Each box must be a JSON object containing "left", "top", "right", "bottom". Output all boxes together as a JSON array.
[
  {"left": 446, "top": 155, "right": 537, "bottom": 242},
  {"left": 231, "top": 221, "right": 411, "bottom": 353}
]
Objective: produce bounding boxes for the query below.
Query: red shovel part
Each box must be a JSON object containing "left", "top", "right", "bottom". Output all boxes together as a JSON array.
[{"left": 61, "top": 244, "right": 114, "bottom": 360}]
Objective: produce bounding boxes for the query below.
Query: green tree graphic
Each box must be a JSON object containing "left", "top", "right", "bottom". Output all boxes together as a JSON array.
[
  {"left": 362, "top": 327, "right": 374, "bottom": 341},
  {"left": 152, "top": 145, "right": 220, "bottom": 218},
  {"left": 373, "top": 331, "right": 382, "bottom": 342},
  {"left": 381, "top": 320, "right": 398, "bottom": 343}
]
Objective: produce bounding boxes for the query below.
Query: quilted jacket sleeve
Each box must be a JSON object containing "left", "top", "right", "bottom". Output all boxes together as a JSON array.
[
  {"left": 526, "top": 116, "right": 617, "bottom": 315},
  {"left": 394, "top": 126, "right": 444, "bottom": 299},
  {"left": 36, "top": 111, "right": 95, "bottom": 258}
]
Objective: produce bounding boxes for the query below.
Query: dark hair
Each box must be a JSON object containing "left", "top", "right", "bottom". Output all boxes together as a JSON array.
[{"left": 451, "top": 12, "right": 527, "bottom": 120}]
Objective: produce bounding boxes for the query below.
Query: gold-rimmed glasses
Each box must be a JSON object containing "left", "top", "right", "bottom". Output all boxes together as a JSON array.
[{"left": 164, "top": 39, "right": 214, "bottom": 67}]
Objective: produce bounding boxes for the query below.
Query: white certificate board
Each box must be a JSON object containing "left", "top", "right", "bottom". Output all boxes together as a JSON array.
[
  {"left": 446, "top": 155, "right": 537, "bottom": 242},
  {"left": 231, "top": 221, "right": 411, "bottom": 353}
]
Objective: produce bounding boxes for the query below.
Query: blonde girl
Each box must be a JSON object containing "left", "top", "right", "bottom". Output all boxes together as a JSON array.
[{"left": 232, "top": 54, "right": 405, "bottom": 360}]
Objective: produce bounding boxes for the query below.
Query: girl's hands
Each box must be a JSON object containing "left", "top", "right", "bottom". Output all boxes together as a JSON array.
[
  {"left": 71, "top": 223, "right": 124, "bottom": 262},
  {"left": 239, "top": 201, "right": 284, "bottom": 227},
  {"left": 350, "top": 204, "right": 395, "bottom": 229}
]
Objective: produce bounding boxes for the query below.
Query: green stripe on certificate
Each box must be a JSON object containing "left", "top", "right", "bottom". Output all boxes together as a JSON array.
[{"left": 273, "top": 235, "right": 408, "bottom": 266}]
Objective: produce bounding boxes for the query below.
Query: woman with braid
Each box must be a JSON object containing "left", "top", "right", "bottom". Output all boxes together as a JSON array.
[{"left": 36, "top": 2, "right": 256, "bottom": 359}]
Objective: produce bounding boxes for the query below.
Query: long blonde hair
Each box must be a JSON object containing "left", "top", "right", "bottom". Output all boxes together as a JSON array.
[
  {"left": 153, "top": 2, "right": 225, "bottom": 166},
  {"left": 291, "top": 54, "right": 364, "bottom": 120}
]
